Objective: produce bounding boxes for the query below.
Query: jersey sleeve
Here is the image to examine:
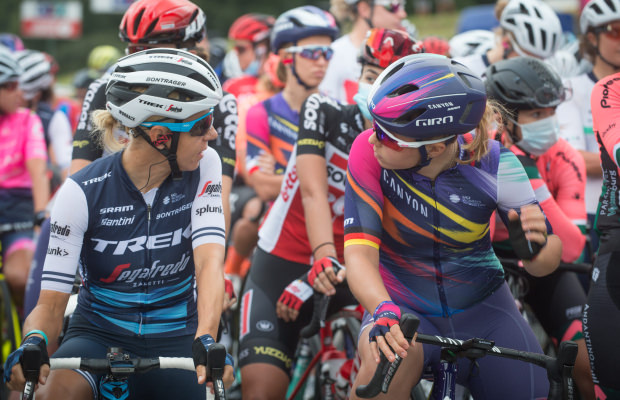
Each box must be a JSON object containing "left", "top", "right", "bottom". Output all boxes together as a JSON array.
[
  {"left": 344, "top": 129, "right": 384, "bottom": 249},
  {"left": 591, "top": 74, "right": 620, "bottom": 169},
  {"left": 211, "top": 91, "right": 237, "bottom": 178},
  {"left": 72, "top": 79, "right": 107, "bottom": 161},
  {"left": 297, "top": 93, "right": 329, "bottom": 157},
  {"left": 244, "top": 101, "right": 270, "bottom": 175},
  {"left": 495, "top": 147, "right": 552, "bottom": 234},
  {"left": 49, "top": 110, "right": 73, "bottom": 170},
  {"left": 24, "top": 111, "right": 48, "bottom": 162},
  {"left": 40, "top": 178, "right": 88, "bottom": 293},
  {"left": 556, "top": 91, "right": 588, "bottom": 150},
  {"left": 191, "top": 147, "right": 226, "bottom": 248}
]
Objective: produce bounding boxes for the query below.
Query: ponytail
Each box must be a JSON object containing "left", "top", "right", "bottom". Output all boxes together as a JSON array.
[
  {"left": 90, "top": 109, "right": 126, "bottom": 154},
  {"left": 458, "top": 100, "right": 501, "bottom": 164}
]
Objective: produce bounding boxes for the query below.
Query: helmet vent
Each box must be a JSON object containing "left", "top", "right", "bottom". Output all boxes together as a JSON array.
[
  {"left": 380, "top": 61, "right": 405, "bottom": 85},
  {"left": 190, "top": 9, "right": 199, "bottom": 23},
  {"left": 534, "top": 7, "right": 542, "bottom": 19},
  {"left": 388, "top": 83, "right": 419, "bottom": 97},
  {"left": 524, "top": 22, "right": 535, "bottom": 46},
  {"left": 144, "top": 18, "right": 159, "bottom": 38},
  {"left": 133, "top": 8, "right": 146, "bottom": 36},
  {"left": 606, "top": 0, "right": 617, "bottom": 12},
  {"left": 458, "top": 72, "right": 474, "bottom": 89},
  {"left": 519, "top": 3, "right": 529, "bottom": 15},
  {"left": 459, "top": 102, "right": 473, "bottom": 124},
  {"left": 394, "top": 108, "right": 426, "bottom": 124}
]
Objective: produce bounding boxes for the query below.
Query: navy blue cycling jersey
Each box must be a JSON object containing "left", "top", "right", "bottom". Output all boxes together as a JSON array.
[{"left": 41, "top": 148, "right": 225, "bottom": 338}]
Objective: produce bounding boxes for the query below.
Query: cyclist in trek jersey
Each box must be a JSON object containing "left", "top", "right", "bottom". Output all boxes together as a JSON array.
[
  {"left": 3, "top": 49, "right": 234, "bottom": 399},
  {"left": 345, "top": 54, "right": 562, "bottom": 399},
  {"left": 237, "top": 28, "right": 422, "bottom": 400},
  {"left": 24, "top": 0, "right": 239, "bottom": 318},
  {"left": 320, "top": 0, "right": 407, "bottom": 103},
  {"left": 486, "top": 56, "right": 594, "bottom": 400},
  {"left": 454, "top": 0, "right": 563, "bottom": 78},
  {"left": 556, "top": 0, "right": 620, "bottom": 261},
  {"left": 584, "top": 72, "right": 620, "bottom": 400},
  {"left": 224, "top": 6, "right": 339, "bottom": 284},
  {"left": 0, "top": 47, "right": 49, "bottom": 309}
]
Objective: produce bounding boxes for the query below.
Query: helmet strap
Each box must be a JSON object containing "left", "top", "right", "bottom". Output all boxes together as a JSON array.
[
  {"left": 289, "top": 44, "right": 317, "bottom": 90},
  {"left": 412, "top": 145, "right": 431, "bottom": 171},
  {"left": 133, "top": 126, "right": 184, "bottom": 181},
  {"left": 595, "top": 41, "right": 620, "bottom": 70}
]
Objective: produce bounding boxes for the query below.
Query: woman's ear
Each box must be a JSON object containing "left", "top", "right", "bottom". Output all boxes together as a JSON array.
[
  {"left": 426, "top": 142, "right": 448, "bottom": 158},
  {"left": 586, "top": 31, "right": 598, "bottom": 48},
  {"left": 149, "top": 126, "right": 171, "bottom": 148}
]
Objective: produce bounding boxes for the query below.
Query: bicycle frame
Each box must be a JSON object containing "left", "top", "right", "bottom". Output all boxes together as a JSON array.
[{"left": 356, "top": 314, "right": 579, "bottom": 400}]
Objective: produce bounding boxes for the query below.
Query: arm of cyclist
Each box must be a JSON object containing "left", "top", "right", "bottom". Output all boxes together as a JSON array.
[
  {"left": 246, "top": 152, "right": 283, "bottom": 201},
  {"left": 345, "top": 244, "right": 410, "bottom": 364},
  {"left": 26, "top": 155, "right": 51, "bottom": 220},
  {"left": 191, "top": 157, "right": 234, "bottom": 388}
]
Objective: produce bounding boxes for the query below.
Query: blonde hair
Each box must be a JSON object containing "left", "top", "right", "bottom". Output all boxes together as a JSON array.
[
  {"left": 91, "top": 109, "right": 128, "bottom": 153},
  {"left": 457, "top": 100, "right": 501, "bottom": 164},
  {"left": 330, "top": 0, "right": 357, "bottom": 23}
]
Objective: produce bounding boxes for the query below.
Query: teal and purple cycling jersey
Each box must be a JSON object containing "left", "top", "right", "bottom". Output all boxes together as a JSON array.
[{"left": 344, "top": 130, "right": 552, "bottom": 317}]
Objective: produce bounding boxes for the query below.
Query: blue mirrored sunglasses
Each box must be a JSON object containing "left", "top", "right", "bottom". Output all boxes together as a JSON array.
[
  {"left": 287, "top": 45, "right": 334, "bottom": 61},
  {"left": 140, "top": 109, "right": 214, "bottom": 136}
]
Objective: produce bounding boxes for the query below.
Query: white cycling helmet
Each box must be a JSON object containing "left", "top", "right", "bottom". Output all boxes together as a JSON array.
[
  {"left": 580, "top": 0, "right": 620, "bottom": 34},
  {"left": 0, "top": 46, "right": 21, "bottom": 86},
  {"left": 500, "top": 0, "right": 563, "bottom": 59},
  {"left": 449, "top": 29, "right": 495, "bottom": 58},
  {"left": 105, "top": 48, "right": 222, "bottom": 128},
  {"left": 14, "top": 49, "right": 54, "bottom": 99}
]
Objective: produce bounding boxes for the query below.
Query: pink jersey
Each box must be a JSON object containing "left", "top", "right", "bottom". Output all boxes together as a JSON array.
[
  {"left": 494, "top": 138, "right": 587, "bottom": 262},
  {"left": 591, "top": 73, "right": 620, "bottom": 232},
  {"left": 0, "top": 108, "right": 47, "bottom": 189}
]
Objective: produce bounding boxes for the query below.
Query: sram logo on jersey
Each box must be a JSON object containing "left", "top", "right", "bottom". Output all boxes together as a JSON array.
[
  {"left": 82, "top": 171, "right": 111, "bottom": 186},
  {"left": 415, "top": 116, "right": 454, "bottom": 127},
  {"left": 100, "top": 205, "right": 134, "bottom": 214},
  {"left": 92, "top": 224, "right": 191, "bottom": 255},
  {"left": 50, "top": 221, "right": 70, "bottom": 237},
  {"left": 198, "top": 181, "right": 222, "bottom": 197},
  {"left": 100, "top": 251, "right": 191, "bottom": 284},
  {"left": 195, "top": 205, "right": 223, "bottom": 216}
]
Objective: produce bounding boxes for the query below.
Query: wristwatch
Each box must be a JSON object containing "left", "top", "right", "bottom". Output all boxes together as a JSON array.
[{"left": 33, "top": 210, "right": 47, "bottom": 227}]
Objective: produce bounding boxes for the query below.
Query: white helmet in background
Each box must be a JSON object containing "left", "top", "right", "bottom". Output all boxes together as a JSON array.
[
  {"left": 449, "top": 29, "right": 495, "bottom": 58},
  {"left": 580, "top": 0, "right": 620, "bottom": 33},
  {"left": 500, "top": 0, "right": 563, "bottom": 59},
  {"left": 14, "top": 49, "right": 54, "bottom": 100}
]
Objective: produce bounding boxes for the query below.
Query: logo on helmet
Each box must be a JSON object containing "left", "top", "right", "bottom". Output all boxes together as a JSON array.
[
  {"left": 166, "top": 104, "right": 183, "bottom": 113},
  {"left": 415, "top": 116, "right": 454, "bottom": 127}
]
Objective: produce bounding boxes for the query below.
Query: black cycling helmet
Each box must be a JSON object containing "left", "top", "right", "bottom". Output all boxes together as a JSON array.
[{"left": 485, "top": 56, "right": 565, "bottom": 116}]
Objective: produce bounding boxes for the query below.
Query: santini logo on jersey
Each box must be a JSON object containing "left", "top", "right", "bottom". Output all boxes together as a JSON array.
[
  {"left": 101, "top": 216, "right": 135, "bottom": 227},
  {"left": 92, "top": 224, "right": 191, "bottom": 255}
]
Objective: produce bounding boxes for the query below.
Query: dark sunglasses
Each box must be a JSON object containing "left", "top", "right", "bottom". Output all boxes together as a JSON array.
[
  {"left": 140, "top": 110, "right": 214, "bottom": 137},
  {"left": 375, "top": 0, "right": 405, "bottom": 14},
  {"left": 374, "top": 122, "right": 404, "bottom": 152},
  {"left": 287, "top": 45, "right": 334, "bottom": 61},
  {"left": 595, "top": 23, "right": 620, "bottom": 40},
  {"left": 0, "top": 81, "right": 19, "bottom": 91}
]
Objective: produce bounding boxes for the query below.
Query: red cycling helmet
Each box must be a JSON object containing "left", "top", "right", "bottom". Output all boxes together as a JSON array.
[
  {"left": 119, "top": 0, "right": 206, "bottom": 45},
  {"left": 359, "top": 28, "right": 424, "bottom": 68},
  {"left": 422, "top": 36, "right": 450, "bottom": 56},
  {"left": 228, "top": 13, "right": 275, "bottom": 44}
]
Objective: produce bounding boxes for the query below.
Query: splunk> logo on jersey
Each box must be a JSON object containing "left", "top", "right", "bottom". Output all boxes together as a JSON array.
[
  {"left": 99, "top": 251, "right": 191, "bottom": 284},
  {"left": 198, "top": 181, "right": 222, "bottom": 197},
  {"left": 195, "top": 205, "right": 223, "bottom": 216},
  {"left": 92, "top": 224, "right": 191, "bottom": 255},
  {"left": 47, "top": 246, "right": 69, "bottom": 257},
  {"left": 50, "top": 221, "right": 70, "bottom": 237}
]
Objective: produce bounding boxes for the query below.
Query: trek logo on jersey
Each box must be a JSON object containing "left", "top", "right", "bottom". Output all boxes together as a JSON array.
[
  {"left": 82, "top": 171, "right": 112, "bottom": 186},
  {"left": 99, "top": 252, "right": 191, "bottom": 284},
  {"left": 415, "top": 116, "right": 454, "bottom": 127},
  {"left": 47, "top": 246, "right": 69, "bottom": 257},
  {"left": 195, "top": 205, "right": 223, "bottom": 216},
  {"left": 600, "top": 77, "right": 620, "bottom": 108},
  {"left": 92, "top": 224, "right": 191, "bottom": 255},
  {"left": 198, "top": 181, "right": 222, "bottom": 197},
  {"left": 50, "top": 221, "right": 71, "bottom": 237},
  {"left": 100, "top": 205, "right": 134, "bottom": 215}
]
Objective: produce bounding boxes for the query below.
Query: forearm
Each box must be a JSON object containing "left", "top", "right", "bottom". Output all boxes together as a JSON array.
[
  {"left": 579, "top": 150, "right": 602, "bottom": 177},
  {"left": 22, "top": 290, "right": 69, "bottom": 343},
  {"left": 523, "top": 234, "right": 562, "bottom": 277},
  {"left": 247, "top": 172, "right": 283, "bottom": 201},
  {"left": 303, "top": 194, "right": 336, "bottom": 260},
  {"left": 195, "top": 246, "right": 226, "bottom": 337},
  {"left": 27, "top": 158, "right": 50, "bottom": 213},
  {"left": 344, "top": 245, "right": 391, "bottom": 313},
  {"left": 539, "top": 197, "right": 585, "bottom": 263}
]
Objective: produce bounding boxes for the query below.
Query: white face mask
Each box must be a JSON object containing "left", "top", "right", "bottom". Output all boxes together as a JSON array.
[{"left": 512, "top": 115, "right": 559, "bottom": 156}]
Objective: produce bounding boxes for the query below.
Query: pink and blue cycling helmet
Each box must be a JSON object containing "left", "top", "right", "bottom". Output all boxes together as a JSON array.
[{"left": 368, "top": 54, "right": 487, "bottom": 140}]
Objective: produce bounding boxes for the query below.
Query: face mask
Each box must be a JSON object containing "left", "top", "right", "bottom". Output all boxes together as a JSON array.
[
  {"left": 243, "top": 59, "right": 260, "bottom": 77},
  {"left": 514, "top": 115, "right": 559, "bottom": 156},
  {"left": 354, "top": 82, "right": 373, "bottom": 121}
]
